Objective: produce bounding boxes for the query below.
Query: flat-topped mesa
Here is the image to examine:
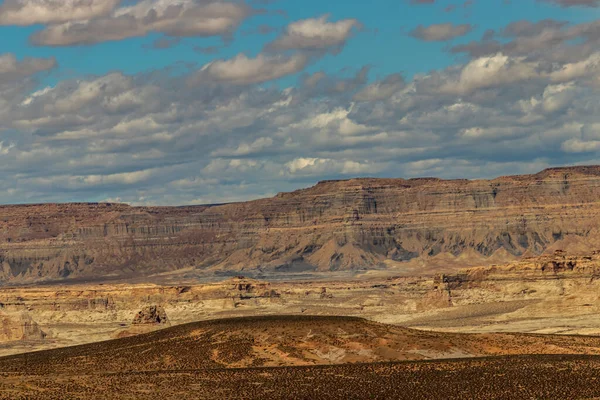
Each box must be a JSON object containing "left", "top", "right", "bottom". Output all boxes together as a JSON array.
[{"left": 4, "top": 165, "right": 600, "bottom": 283}]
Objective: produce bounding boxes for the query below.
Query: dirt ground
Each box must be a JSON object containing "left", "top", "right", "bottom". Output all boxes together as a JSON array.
[{"left": 2, "top": 316, "right": 600, "bottom": 399}]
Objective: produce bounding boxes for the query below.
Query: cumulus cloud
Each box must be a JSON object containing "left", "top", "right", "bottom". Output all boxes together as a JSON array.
[
  {"left": 283, "top": 157, "right": 384, "bottom": 176},
  {"left": 192, "top": 53, "right": 309, "bottom": 85},
  {"left": 299, "top": 67, "right": 369, "bottom": 98},
  {"left": 30, "top": 0, "right": 252, "bottom": 46},
  {"left": 2, "top": 18, "right": 600, "bottom": 205},
  {"left": 0, "top": 0, "right": 119, "bottom": 25},
  {"left": 561, "top": 138, "right": 600, "bottom": 152},
  {"left": 353, "top": 74, "right": 405, "bottom": 101},
  {"left": 409, "top": 23, "right": 473, "bottom": 41},
  {"left": 434, "top": 53, "right": 540, "bottom": 95},
  {"left": 0, "top": 53, "right": 56, "bottom": 82},
  {"left": 266, "top": 15, "right": 360, "bottom": 53},
  {"left": 451, "top": 19, "right": 600, "bottom": 63},
  {"left": 212, "top": 137, "right": 274, "bottom": 157}
]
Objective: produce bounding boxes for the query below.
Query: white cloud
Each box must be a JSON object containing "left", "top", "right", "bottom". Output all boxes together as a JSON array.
[
  {"left": 194, "top": 53, "right": 309, "bottom": 85},
  {"left": 2, "top": 18, "right": 600, "bottom": 206},
  {"left": 212, "top": 137, "right": 274, "bottom": 156},
  {"left": 0, "top": 0, "right": 119, "bottom": 25},
  {"left": 549, "top": 52, "right": 600, "bottom": 83},
  {"left": 561, "top": 138, "right": 600, "bottom": 153},
  {"left": 30, "top": 0, "right": 251, "bottom": 46},
  {"left": 438, "top": 53, "right": 539, "bottom": 95},
  {"left": 0, "top": 141, "right": 15, "bottom": 155},
  {"left": 541, "top": 83, "right": 578, "bottom": 113},
  {"left": 284, "top": 157, "right": 382, "bottom": 176},
  {"left": 267, "top": 15, "right": 360, "bottom": 52}
]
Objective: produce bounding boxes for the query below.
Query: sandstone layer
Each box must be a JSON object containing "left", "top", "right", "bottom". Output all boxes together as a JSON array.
[
  {"left": 0, "top": 313, "right": 45, "bottom": 342},
  {"left": 4, "top": 166, "right": 600, "bottom": 283},
  {"left": 1, "top": 251, "right": 599, "bottom": 356}
]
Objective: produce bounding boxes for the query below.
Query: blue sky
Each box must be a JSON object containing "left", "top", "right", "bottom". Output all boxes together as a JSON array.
[
  {"left": 2, "top": 0, "right": 598, "bottom": 85},
  {"left": 0, "top": 0, "right": 599, "bottom": 205}
]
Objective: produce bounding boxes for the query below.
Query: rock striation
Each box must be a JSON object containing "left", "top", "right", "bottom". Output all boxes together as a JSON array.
[
  {"left": 1, "top": 249, "right": 600, "bottom": 354},
  {"left": 4, "top": 166, "right": 600, "bottom": 283}
]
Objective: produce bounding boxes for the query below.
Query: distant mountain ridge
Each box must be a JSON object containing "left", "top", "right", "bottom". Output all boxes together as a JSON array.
[{"left": 4, "top": 165, "right": 600, "bottom": 283}]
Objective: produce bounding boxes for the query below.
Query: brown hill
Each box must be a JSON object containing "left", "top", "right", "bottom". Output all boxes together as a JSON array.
[
  {"left": 3, "top": 315, "right": 600, "bottom": 373},
  {"left": 4, "top": 165, "right": 600, "bottom": 283},
  {"left": 3, "top": 316, "right": 600, "bottom": 399}
]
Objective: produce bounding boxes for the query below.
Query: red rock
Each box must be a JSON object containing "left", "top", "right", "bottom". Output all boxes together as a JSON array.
[{"left": 2, "top": 166, "right": 600, "bottom": 283}]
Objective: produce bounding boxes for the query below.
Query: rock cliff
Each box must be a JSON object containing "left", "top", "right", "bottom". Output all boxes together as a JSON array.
[
  {"left": 0, "top": 312, "right": 46, "bottom": 341},
  {"left": 4, "top": 165, "right": 600, "bottom": 283}
]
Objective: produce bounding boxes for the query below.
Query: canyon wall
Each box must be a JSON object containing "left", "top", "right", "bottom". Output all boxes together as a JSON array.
[{"left": 3, "top": 165, "right": 600, "bottom": 283}]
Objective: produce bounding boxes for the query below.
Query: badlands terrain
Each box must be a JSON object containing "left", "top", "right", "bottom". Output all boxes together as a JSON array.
[
  {"left": 0, "top": 250, "right": 599, "bottom": 357},
  {"left": 3, "top": 166, "right": 600, "bottom": 398},
  {"left": 4, "top": 165, "right": 600, "bottom": 284}
]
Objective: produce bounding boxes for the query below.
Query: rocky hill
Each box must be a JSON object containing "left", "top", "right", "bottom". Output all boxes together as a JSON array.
[
  {"left": 4, "top": 165, "right": 600, "bottom": 283},
  {"left": 4, "top": 315, "right": 600, "bottom": 372},
  {"left": 4, "top": 316, "right": 600, "bottom": 399}
]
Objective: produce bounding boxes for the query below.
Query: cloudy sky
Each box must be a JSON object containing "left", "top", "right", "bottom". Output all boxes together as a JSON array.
[{"left": 0, "top": 0, "right": 599, "bottom": 205}]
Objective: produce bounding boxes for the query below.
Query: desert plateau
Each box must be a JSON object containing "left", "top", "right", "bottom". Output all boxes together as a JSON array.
[
  {"left": 2, "top": 167, "right": 600, "bottom": 398},
  {"left": 3, "top": 0, "right": 600, "bottom": 396}
]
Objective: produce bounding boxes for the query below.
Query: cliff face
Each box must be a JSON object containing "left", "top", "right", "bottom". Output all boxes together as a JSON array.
[{"left": 3, "top": 165, "right": 600, "bottom": 283}]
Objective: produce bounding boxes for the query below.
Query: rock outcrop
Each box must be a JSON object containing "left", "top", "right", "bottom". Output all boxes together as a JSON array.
[
  {"left": 132, "top": 305, "right": 169, "bottom": 325},
  {"left": 0, "top": 313, "right": 46, "bottom": 341},
  {"left": 2, "top": 249, "right": 600, "bottom": 354},
  {"left": 4, "top": 166, "right": 600, "bottom": 283}
]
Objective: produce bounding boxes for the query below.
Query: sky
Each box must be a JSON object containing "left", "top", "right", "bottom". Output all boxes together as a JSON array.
[{"left": 0, "top": 0, "right": 599, "bottom": 205}]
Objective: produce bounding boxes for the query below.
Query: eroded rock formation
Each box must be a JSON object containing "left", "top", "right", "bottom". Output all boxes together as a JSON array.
[
  {"left": 1, "top": 250, "right": 600, "bottom": 354},
  {"left": 0, "top": 312, "right": 46, "bottom": 341},
  {"left": 133, "top": 305, "right": 169, "bottom": 325},
  {"left": 4, "top": 166, "right": 600, "bottom": 283}
]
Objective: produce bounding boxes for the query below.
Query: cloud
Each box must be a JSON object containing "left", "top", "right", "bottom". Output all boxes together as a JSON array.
[
  {"left": 548, "top": 53, "right": 600, "bottom": 83},
  {"left": 538, "top": 0, "right": 600, "bottom": 7},
  {"left": 194, "top": 45, "right": 221, "bottom": 55},
  {"left": 192, "top": 53, "right": 309, "bottom": 85},
  {"left": 561, "top": 138, "right": 600, "bottom": 152},
  {"left": 30, "top": 0, "right": 252, "bottom": 46},
  {"left": 501, "top": 19, "right": 569, "bottom": 36},
  {"left": 0, "top": 53, "right": 56, "bottom": 82},
  {"left": 433, "top": 53, "right": 540, "bottom": 95},
  {"left": 353, "top": 74, "right": 405, "bottom": 101},
  {"left": 212, "top": 137, "right": 274, "bottom": 157},
  {"left": 2, "top": 18, "right": 600, "bottom": 206},
  {"left": 0, "top": 0, "right": 119, "bottom": 25},
  {"left": 150, "top": 37, "right": 181, "bottom": 49},
  {"left": 409, "top": 23, "right": 473, "bottom": 41},
  {"left": 266, "top": 15, "right": 360, "bottom": 53},
  {"left": 451, "top": 19, "right": 600, "bottom": 63},
  {"left": 299, "top": 66, "right": 369, "bottom": 97},
  {"left": 283, "top": 157, "right": 384, "bottom": 176}
]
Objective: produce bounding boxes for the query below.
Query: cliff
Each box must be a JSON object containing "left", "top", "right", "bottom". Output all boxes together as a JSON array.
[{"left": 4, "top": 165, "right": 600, "bottom": 283}]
